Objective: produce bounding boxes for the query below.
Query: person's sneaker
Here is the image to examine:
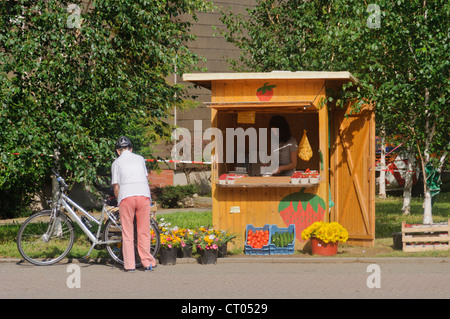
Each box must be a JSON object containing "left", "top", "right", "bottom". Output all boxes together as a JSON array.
[{"left": 144, "top": 265, "right": 154, "bottom": 272}]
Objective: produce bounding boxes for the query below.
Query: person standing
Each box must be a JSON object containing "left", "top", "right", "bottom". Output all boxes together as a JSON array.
[{"left": 111, "top": 136, "right": 156, "bottom": 272}]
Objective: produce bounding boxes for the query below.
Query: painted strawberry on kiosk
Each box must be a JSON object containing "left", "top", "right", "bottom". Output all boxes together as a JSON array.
[
  {"left": 256, "top": 82, "right": 276, "bottom": 101},
  {"left": 278, "top": 189, "right": 326, "bottom": 243}
]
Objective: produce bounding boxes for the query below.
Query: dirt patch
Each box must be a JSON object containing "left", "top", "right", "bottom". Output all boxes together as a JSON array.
[{"left": 335, "top": 241, "right": 396, "bottom": 257}]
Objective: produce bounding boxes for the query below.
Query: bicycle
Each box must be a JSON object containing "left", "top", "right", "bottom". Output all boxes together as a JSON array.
[{"left": 16, "top": 170, "right": 161, "bottom": 266}]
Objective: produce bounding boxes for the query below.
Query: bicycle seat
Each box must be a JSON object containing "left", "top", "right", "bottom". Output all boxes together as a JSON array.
[{"left": 106, "top": 196, "right": 118, "bottom": 207}]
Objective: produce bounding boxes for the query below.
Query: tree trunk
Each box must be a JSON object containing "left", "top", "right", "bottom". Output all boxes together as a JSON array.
[
  {"left": 401, "top": 148, "right": 415, "bottom": 215},
  {"left": 421, "top": 88, "right": 433, "bottom": 224},
  {"left": 378, "top": 130, "right": 387, "bottom": 199},
  {"left": 423, "top": 187, "right": 433, "bottom": 224}
]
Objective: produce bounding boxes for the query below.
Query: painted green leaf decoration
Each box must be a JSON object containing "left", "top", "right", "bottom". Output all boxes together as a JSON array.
[{"left": 278, "top": 189, "right": 326, "bottom": 213}]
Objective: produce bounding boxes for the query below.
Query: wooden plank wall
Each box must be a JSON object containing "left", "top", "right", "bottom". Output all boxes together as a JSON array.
[{"left": 212, "top": 79, "right": 325, "bottom": 107}]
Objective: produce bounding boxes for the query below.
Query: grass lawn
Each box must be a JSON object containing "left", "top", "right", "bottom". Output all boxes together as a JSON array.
[
  {"left": 375, "top": 192, "right": 449, "bottom": 237},
  {"left": 1, "top": 192, "right": 449, "bottom": 259}
]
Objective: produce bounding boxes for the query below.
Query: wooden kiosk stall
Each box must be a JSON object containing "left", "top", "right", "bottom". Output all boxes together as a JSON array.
[{"left": 183, "top": 72, "right": 375, "bottom": 249}]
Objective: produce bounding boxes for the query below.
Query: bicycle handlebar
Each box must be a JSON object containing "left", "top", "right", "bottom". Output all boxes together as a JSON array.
[{"left": 52, "top": 169, "right": 69, "bottom": 189}]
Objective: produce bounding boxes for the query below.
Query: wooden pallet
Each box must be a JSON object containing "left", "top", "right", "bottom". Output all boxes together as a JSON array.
[{"left": 402, "top": 219, "right": 450, "bottom": 252}]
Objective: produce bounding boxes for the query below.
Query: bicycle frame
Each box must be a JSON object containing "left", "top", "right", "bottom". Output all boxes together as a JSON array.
[{"left": 57, "top": 193, "right": 122, "bottom": 257}]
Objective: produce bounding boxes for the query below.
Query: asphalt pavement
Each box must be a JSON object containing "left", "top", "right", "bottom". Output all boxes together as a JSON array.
[{"left": 1, "top": 256, "right": 449, "bottom": 300}]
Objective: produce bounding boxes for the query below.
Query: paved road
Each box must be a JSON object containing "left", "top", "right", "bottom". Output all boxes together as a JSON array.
[{"left": 1, "top": 257, "right": 449, "bottom": 301}]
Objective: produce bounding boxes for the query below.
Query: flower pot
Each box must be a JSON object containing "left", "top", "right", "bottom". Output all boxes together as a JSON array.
[
  {"left": 159, "top": 247, "right": 178, "bottom": 265},
  {"left": 218, "top": 242, "right": 227, "bottom": 258},
  {"left": 310, "top": 237, "right": 338, "bottom": 256},
  {"left": 392, "top": 232, "right": 402, "bottom": 250},
  {"left": 177, "top": 244, "right": 193, "bottom": 258},
  {"left": 199, "top": 248, "right": 218, "bottom": 265}
]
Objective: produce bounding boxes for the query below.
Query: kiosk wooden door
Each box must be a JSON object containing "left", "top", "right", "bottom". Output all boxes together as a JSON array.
[{"left": 330, "top": 106, "right": 375, "bottom": 246}]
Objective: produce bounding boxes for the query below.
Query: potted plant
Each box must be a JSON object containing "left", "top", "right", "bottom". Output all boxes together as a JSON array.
[
  {"left": 217, "top": 230, "right": 236, "bottom": 257},
  {"left": 176, "top": 228, "right": 195, "bottom": 258},
  {"left": 194, "top": 227, "right": 221, "bottom": 264},
  {"left": 301, "top": 221, "right": 349, "bottom": 256},
  {"left": 158, "top": 222, "right": 186, "bottom": 265}
]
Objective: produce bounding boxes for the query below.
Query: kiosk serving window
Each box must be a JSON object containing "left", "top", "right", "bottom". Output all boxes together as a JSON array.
[{"left": 215, "top": 110, "right": 320, "bottom": 187}]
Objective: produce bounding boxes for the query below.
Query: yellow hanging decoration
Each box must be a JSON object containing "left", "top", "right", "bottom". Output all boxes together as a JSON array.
[{"left": 298, "top": 129, "right": 313, "bottom": 161}]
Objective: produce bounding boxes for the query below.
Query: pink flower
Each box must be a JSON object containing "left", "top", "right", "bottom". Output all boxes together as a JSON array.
[
  {"left": 168, "top": 244, "right": 172, "bottom": 248},
  {"left": 212, "top": 244, "right": 218, "bottom": 250},
  {"left": 181, "top": 242, "right": 185, "bottom": 247}
]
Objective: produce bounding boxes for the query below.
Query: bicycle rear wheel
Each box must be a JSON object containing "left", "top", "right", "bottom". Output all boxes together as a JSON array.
[
  {"left": 17, "top": 210, "right": 75, "bottom": 266},
  {"left": 103, "top": 212, "right": 161, "bottom": 267},
  {"left": 150, "top": 219, "right": 161, "bottom": 257}
]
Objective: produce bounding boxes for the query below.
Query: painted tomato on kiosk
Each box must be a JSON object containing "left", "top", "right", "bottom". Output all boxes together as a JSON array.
[{"left": 256, "top": 82, "right": 276, "bottom": 101}]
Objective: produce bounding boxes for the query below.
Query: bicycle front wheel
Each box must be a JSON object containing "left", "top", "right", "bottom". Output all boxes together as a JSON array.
[{"left": 17, "top": 210, "right": 75, "bottom": 266}]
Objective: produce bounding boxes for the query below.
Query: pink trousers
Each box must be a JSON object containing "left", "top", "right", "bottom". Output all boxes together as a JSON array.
[{"left": 119, "top": 196, "right": 156, "bottom": 269}]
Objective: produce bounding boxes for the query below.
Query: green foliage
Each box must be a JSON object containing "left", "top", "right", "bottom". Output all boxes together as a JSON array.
[
  {"left": 153, "top": 184, "right": 200, "bottom": 208},
  {"left": 0, "top": 0, "right": 212, "bottom": 216}
]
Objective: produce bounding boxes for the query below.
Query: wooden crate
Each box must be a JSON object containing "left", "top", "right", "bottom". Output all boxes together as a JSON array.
[{"left": 402, "top": 219, "right": 450, "bottom": 252}]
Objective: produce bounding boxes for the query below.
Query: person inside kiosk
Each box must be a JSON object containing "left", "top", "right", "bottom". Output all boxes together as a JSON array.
[{"left": 265, "top": 115, "right": 298, "bottom": 177}]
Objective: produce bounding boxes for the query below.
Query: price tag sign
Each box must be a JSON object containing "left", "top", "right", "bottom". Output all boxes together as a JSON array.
[{"left": 237, "top": 111, "right": 255, "bottom": 124}]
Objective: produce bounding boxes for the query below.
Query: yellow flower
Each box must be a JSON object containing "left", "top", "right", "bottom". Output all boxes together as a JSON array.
[{"left": 301, "top": 221, "right": 348, "bottom": 243}]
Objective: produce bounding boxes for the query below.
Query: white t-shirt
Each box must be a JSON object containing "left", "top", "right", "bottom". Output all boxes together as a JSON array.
[{"left": 111, "top": 150, "right": 151, "bottom": 205}]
